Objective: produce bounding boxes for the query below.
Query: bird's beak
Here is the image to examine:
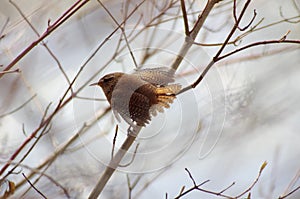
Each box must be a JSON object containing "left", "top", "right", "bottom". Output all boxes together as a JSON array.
[{"left": 89, "top": 82, "right": 98, "bottom": 86}]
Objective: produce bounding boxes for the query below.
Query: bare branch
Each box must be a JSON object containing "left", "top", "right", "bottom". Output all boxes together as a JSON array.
[
  {"left": 0, "top": 69, "right": 20, "bottom": 75},
  {"left": 233, "top": 0, "right": 257, "bottom": 31},
  {"left": 0, "top": 0, "right": 90, "bottom": 79},
  {"left": 217, "top": 39, "right": 300, "bottom": 61},
  {"left": 0, "top": 17, "right": 9, "bottom": 38},
  {"left": 185, "top": 168, "right": 197, "bottom": 187},
  {"left": 15, "top": 107, "right": 110, "bottom": 190},
  {"left": 22, "top": 173, "right": 47, "bottom": 199},
  {"left": 0, "top": 94, "right": 37, "bottom": 118},
  {"left": 126, "top": 174, "right": 132, "bottom": 199},
  {"left": 279, "top": 169, "right": 300, "bottom": 199},
  {"left": 111, "top": 125, "right": 119, "bottom": 160},
  {"left": 9, "top": 0, "right": 72, "bottom": 92},
  {"left": 180, "top": 0, "right": 190, "bottom": 36},
  {"left": 177, "top": 0, "right": 300, "bottom": 96},
  {"left": 97, "top": 0, "right": 139, "bottom": 68},
  {"left": 175, "top": 168, "right": 231, "bottom": 199},
  {"left": 234, "top": 161, "right": 267, "bottom": 198},
  {"left": 171, "top": 0, "right": 221, "bottom": 71},
  {"left": 88, "top": 126, "right": 142, "bottom": 199},
  {"left": 279, "top": 185, "right": 300, "bottom": 199}
]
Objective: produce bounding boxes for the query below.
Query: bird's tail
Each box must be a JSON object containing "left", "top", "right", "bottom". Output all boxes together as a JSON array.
[{"left": 150, "top": 84, "right": 181, "bottom": 116}]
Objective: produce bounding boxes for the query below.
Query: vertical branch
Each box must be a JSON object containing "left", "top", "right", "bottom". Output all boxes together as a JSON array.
[
  {"left": 180, "top": 0, "right": 190, "bottom": 36},
  {"left": 171, "top": 0, "right": 221, "bottom": 71},
  {"left": 88, "top": 127, "right": 142, "bottom": 199},
  {"left": 178, "top": 0, "right": 255, "bottom": 94}
]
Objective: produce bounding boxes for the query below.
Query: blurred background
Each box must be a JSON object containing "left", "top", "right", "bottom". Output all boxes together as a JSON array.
[{"left": 0, "top": 0, "right": 300, "bottom": 198}]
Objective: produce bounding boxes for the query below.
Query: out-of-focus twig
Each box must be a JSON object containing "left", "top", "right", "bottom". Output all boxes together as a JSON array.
[
  {"left": 0, "top": 0, "right": 90, "bottom": 79},
  {"left": 14, "top": 107, "right": 110, "bottom": 190},
  {"left": 9, "top": 0, "right": 72, "bottom": 93},
  {"left": 0, "top": 69, "right": 20, "bottom": 75},
  {"left": 279, "top": 169, "right": 300, "bottom": 199},
  {"left": 178, "top": 0, "right": 300, "bottom": 95},
  {"left": 0, "top": 94, "right": 36, "bottom": 118}
]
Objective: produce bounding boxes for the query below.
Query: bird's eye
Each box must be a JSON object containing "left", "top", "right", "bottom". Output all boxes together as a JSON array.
[{"left": 103, "top": 76, "right": 114, "bottom": 83}]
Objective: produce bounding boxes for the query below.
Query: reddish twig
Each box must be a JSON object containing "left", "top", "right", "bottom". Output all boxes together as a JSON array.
[
  {"left": 9, "top": 0, "right": 72, "bottom": 92},
  {"left": 0, "top": 0, "right": 90, "bottom": 79}
]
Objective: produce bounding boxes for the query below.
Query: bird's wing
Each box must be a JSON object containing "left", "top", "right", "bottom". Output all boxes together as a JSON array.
[
  {"left": 133, "top": 67, "right": 175, "bottom": 85},
  {"left": 128, "top": 91, "right": 151, "bottom": 126},
  {"left": 111, "top": 87, "right": 151, "bottom": 127}
]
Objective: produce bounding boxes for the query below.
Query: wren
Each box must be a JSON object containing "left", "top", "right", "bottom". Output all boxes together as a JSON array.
[{"left": 91, "top": 67, "right": 181, "bottom": 127}]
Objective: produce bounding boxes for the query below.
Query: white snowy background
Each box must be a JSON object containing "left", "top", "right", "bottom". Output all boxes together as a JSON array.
[{"left": 0, "top": 0, "right": 299, "bottom": 198}]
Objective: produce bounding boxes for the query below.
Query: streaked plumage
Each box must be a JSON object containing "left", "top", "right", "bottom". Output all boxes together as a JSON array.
[{"left": 93, "top": 67, "right": 181, "bottom": 126}]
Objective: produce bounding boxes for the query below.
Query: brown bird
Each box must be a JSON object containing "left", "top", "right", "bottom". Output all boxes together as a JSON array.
[{"left": 91, "top": 67, "right": 181, "bottom": 127}]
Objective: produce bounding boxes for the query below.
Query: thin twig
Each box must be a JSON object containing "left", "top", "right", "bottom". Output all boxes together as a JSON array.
[
  {"left": 74, "top": 96, "right": 106, "bottom": 101},
  {"left": 4, "top": 117, "right": 52, "bottom": 184},
  {"left": 185, "top": 168, "right": 197, "bottom": 186},
  {"left": 97, "top": 0, "right": 138, "bottom": 68},
  {"left": 279, "top": 6, "right": 300, "bottom": 24},
  {"left": 0, "top": 161, "right": 70, "bottom": 198},
  {"left": 0, "top": 17, "right": 9, "bottom": 38},
  {"left": 0, "top": 0, "right": 131, "bottom": 178},
  {"left": 279, "top": 185, "right": 300, "bottom": 199},
  {"left": 233, "top": 0, "right": 257, "bottom": 31},
  {"left": 9, "top": 0, "right": 72, "bottom": 93},
  {"left": 88, "top": 126, "right": 142, "bottom": 199},
  {"left": 111, "top": 125, "right": 119, "bottom": 160},
  {"left": 177, "top": 0, "right": 259, "bottom": 95},
  {"left": 22, "top": 173, "right": 47, "bottom": 199},
  {"left": 219, "top": 182, "right": 236, "bottom": 194},
  {"left": 15, "top": 107, "right": 110, "bottom": 190},
  {"left": 0, "top": 69, "right": 20, "bottom": 75},
  {"left": 175, "top": 168, "right": 234, "bottom": 199},
  {"left": 278, "top": 169, "right": 300, "bottom": 199},
  {"left": 234, "top": 161, "right": 267, "bottom": 198},
  {"left": 0, "top": 0, "right": 90, "bottom": 79},
  {"left": 2, "top": 0, "right": 148, "bottom": 194},
  {"left": 217, "top": 39, "right": 300, "bottom": 61},
  {"left": 0, "top": 94, "right": 37, "bottom": 118},
  {"left": 126, "top": 174, "right": 132, "bottom": 199}
]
